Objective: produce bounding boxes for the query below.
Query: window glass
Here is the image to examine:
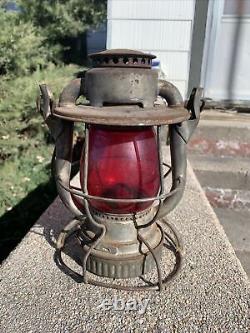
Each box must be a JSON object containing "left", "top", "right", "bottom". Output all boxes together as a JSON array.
[{"left": 224, "top": 0, "right": 250, "bottom": 15}]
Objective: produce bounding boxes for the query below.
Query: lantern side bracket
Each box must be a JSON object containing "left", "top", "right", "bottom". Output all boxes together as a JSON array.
[
  {"left": 37, "top": 80, "right": 84, "bottom": 217},
  {"left": 156, "top": 84, "right": 204, "bottom": 219}
]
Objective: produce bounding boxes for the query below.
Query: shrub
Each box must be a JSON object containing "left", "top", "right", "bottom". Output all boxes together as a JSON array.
[
  {"left": 0, "top": 8, "right": 53, "bottom": 76},
  {"left": 18, "top": 0, "right": 107, "bottom": 42},
  {"left": 0, "top": 64, "right": 81, "bottom": 216}
]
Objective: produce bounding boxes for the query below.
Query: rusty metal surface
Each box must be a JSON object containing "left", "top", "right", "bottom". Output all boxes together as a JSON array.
[
  {"left": 38, "top": 48, "right": 201, "bottom": 287},
  {"left": 158, "top": 80, "right": 183, "bottom": 106},
  {"left": 53, "top": 104, "right": 190, "bottom": 126},
  {"left": 78, "top": 205, "right": 164, "bottom": 279},
  {"left": 38, "top": 81, "right": 84, "bottom": 217},
  {"left": 85, "top": 67, "right": 158, "bottom": 107},
  {"left": 55, "top": 218, "right": 183, "bottom": 291},
  {"left": 84, "top": 233, "right": 163, "bottom": 279},
  {"left": 89, "top": 48, "right": 155, "bottom": 69},
  {"left": 156, "top": 86, "right": 203, "bottom": 219},
  {"left": 59, "top": 78, "right": 85, "bottom": 107}
]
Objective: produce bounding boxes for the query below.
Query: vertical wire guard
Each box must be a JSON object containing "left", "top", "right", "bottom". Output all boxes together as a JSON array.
[
  {"left": 155, "top": 125, "right": 165, "bottom": 290},
  {"left": 137, "top": 125, "right": 165, "bottom": 291},
  {"left": 157, "top": 125, "right": 165, "bottom": 197},
  {"left": 151, "top": 125, "right": 165, "bottom": 223},
  {"left": 82, "top": 124, "right": 106, "bottom": 283},
  {"left": 142, "top": 125, "right": 166, "bottom": 224}
]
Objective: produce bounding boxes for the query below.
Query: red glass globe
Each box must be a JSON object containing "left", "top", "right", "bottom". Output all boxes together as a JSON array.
[{"left": 79, "top": 125, "right": 160, "bottom": 214}]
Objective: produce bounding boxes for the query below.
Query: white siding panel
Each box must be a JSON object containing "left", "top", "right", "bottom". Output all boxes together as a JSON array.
[
  {"left": 152, "top": 51, "right": 190, "bottom": 80},
  {"left": 205, "top": 19, "right": 250, "bottom": 100},
  {"left": 108, "top": 0, "right": 194, "bottom": 20},
  {"left": 107, "top": 20, "right": 192, "bottom": 51}
]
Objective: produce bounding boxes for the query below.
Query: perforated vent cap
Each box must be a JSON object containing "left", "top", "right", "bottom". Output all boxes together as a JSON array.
[{"left": 89, "top": 49, "right": 156, "bottom": 69}]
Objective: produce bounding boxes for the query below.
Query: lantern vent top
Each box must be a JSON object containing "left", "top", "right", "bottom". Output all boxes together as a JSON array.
[{"left": 89, "top": 49, "right": 156, "bottom": 69}]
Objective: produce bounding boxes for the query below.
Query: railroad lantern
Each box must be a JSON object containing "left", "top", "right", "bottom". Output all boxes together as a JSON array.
[{"left": 37, "top": 49, "right": 203, "bottom": 291}]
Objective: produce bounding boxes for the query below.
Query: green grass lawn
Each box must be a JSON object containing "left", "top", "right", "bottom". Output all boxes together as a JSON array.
[{"left": 0, "top": 64, "right": 81, "bottom": 262}]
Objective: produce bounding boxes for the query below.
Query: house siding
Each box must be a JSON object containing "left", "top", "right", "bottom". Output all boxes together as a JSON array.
[
  {"left": 107, "top": 0, "right": 195, "bottom": 98},
  {"left": 205, "top": 17, "right": 250, "bottom": 101}
]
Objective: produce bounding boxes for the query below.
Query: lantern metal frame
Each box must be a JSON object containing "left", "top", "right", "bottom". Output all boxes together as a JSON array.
[
  {"left": 55, "top": 125, "right": 180, "bottom": 291},
  {"left": 37, "top": 50, "right": 204, "bottom": 291}
]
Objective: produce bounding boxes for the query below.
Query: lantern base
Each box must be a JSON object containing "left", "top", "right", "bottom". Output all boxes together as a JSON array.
[
  {"left": 78, "top": 208, "right": 164, "bottom": 279},
  {"left": 83, "top": 232, "right": 163, "bottom": 279},
  {"left": 55, "top": 217, "right": 183, "bottom": 291}
]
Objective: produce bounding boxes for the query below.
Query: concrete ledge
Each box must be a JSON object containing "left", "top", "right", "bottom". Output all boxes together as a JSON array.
[
  {"left": 189, "top": 154, "right": 250, "bottom": 190},
  {"left": 188, "top": 110, "right": 250, "bottom": 158},
  {"left": 0, "top": 163, "right": 249, "bottom": 332}
]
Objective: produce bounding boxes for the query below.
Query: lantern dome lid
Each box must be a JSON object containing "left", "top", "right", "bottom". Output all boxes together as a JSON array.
[{"left": 54, "top": 104, "right": 190, "bottom": 126}]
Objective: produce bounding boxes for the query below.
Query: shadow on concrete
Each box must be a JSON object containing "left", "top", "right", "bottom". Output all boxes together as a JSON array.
[
  {"left": 0, "top": 139, "right": 84, "bottom": 264},
  {"left": 0, "top": 178, "right": 57, "bottom": 263}
]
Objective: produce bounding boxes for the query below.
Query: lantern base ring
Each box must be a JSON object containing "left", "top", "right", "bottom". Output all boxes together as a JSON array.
[
  {"left": 55, "top": 218, "right": 183, "bottom": 292},
  {"left": 78, "top": 207, "right": 163, "bottom": 279},
  {"left": 79, "top": 228, "right": 164, "bottom": 279}
]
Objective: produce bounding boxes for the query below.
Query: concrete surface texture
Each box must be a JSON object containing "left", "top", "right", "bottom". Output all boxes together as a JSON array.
[
  {"left": 188, "top": 110, "right": 250, "bottom": 158},
  {"left": 214, "top": 208, "right": 250, "bottom": 278},
  {"left": 0, "top": 163, "right": 249, "bottom": 333},
  {"left": 188, "top": 109, "right": 250, "bottom": 279},
  {"left": 189, "top": 154, "right": 250, "bottom": 190}
]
